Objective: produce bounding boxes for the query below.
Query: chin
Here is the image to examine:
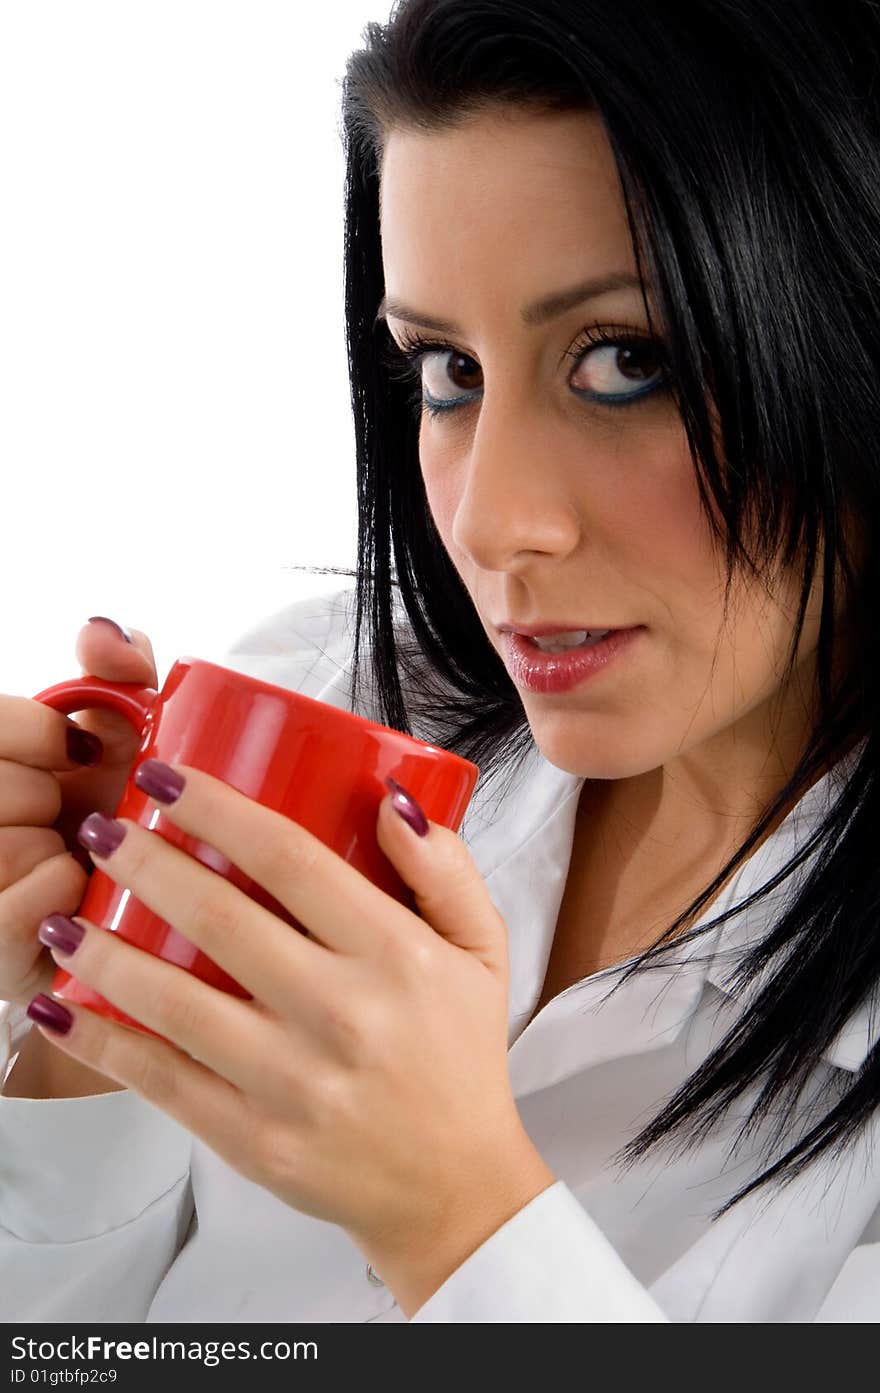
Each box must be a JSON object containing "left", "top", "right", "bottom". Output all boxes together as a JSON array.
[{"left": 527, "top": 721, "right": 657, "bottom": 781}]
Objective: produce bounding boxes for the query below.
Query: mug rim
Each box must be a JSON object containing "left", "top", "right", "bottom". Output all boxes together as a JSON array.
[{"left": 171, "top": 656, "right": 479, "bottom": 775}]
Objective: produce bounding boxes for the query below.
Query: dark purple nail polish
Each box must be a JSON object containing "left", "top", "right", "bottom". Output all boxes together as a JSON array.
[
  {"left": 384, "top": 777, "right": 429, "bottom": 837},
  {"left": 78, "top": 811, "right": 127, "bottom": 858},
  {"left": 134, "top": 759, "right": 185, "bottom": 805},
  {"left": 66, "top": 724, "right": 104, "bottom": 766},
  {"left": 27, "top": 993, "right": 74, "bottom": 1035},
  {"left": 38, "top": 913, "right": 85, "bottom": 956},
  {"left": 87, "top": 616, "right": 134, "bottom": 644}
]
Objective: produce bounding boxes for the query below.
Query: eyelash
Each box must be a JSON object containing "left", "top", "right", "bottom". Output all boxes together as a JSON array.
[{"left": 380, "top": 323, "right": 670, "bottom": 420}]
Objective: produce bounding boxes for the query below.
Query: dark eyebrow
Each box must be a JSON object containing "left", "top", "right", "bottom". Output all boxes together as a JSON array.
[{"left": 374, "top": 271, "right": 645, "bottom": 332}]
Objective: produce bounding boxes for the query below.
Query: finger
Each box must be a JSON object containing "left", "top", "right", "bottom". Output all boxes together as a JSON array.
[
  {"left": 0, "top": 848, "right": 86, "bottom": 1004},
  {"left": 376, "top": 785, "right": 509, "bottom": 976},
  {"left": 127, "top": 760, "right": 426, "bottom": 959},
  {"left": 0, "top": 825, "right": 65, "bottom": 894},
  {"left": 0, "top": 757, "right": 65, "bottom": 827},
  {"left": 28, "top": 989, "right": 263, "bottom": 1181},
  {"left": 38, "top": 915, "right": 282, "bottom": 1094},
  {"left": 0, "top": 695, "right": 104, "bottom": 777},
  {"left": 70, "top": 619, "right": 159, "bottom": 762},
  {"left": 75, "top": 617, "right": 157, "bottom": 686},
  {"left": 74, "top": 803, "right": 336, "bottom": 1016},
  {"left": 0, "top": 841, "right": 84, "bottom": 942}
]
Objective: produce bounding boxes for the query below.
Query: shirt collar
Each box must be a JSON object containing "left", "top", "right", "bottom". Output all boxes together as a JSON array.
[
  {"left": 700, "top": 735, "right": 876, "bottom": 1073},
  {"left": 462, "top": 735, "right": 876, "bottom": 1089}
]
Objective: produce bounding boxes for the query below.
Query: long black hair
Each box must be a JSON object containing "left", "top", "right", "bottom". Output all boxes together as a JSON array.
[{"left": 299, "top": 0, "right": 880, "bottom": 1215}]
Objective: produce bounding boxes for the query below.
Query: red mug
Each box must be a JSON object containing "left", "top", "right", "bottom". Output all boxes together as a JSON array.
[{"left": 32, "top": 658, "right": 479, "bottom": 1038}]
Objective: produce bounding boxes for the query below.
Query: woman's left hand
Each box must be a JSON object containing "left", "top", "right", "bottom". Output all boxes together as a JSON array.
[{"left": 29, "top": 759, "right": 556, "bottom": 1316}]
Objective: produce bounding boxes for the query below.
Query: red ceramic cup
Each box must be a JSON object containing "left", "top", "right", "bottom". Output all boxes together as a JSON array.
[{"left": 32, "top": 658, "right": 479, "bottom": 1038}]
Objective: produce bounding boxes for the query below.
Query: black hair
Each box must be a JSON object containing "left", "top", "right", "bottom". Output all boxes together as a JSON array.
[{"left": 299, "top": 0, "right": 880, "bottom": 1216}]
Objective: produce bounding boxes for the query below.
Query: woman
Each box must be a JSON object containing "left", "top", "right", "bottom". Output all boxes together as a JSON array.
[{"left": 1, "top": 0, "right": 879, "bottom": 1321}]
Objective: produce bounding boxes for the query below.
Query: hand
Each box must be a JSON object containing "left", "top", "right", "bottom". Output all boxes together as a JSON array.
[
  {"left": 0, "top": 616, "right": 156, "bottom": 1010},
  {"left": 28, "top": 760, "right": 556, "bottom": 1316}
]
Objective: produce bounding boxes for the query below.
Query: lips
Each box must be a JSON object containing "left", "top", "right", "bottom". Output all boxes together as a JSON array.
[
  {"left": 501, "top": 625, "right": 643, "bottom": 694},
  {"left": 497, "top": 622, "right": 630, "bottom": 638}
]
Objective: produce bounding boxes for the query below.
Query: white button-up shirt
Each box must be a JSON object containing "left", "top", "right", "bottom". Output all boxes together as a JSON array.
[{"left": 2, "top": 586, "right": 878, "bottom": 1322}]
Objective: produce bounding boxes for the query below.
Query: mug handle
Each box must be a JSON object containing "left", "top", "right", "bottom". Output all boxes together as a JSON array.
[
  {"left": 31, "top": 676, "right": 163, "bottom": 1033},
  {"left": 31, "top": 675, "right": 158, "bottom": 733}
]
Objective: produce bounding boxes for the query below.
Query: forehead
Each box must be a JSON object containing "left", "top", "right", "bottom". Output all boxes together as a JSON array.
[{"left": 378, "top": 108, "right": 636, "bottom": 302}]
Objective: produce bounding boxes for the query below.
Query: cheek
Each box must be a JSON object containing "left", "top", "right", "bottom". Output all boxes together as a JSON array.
[
  {"left": 420, "top": 446, "right": 463, "bottom": 551},
  {"left": 615, "top": 436, "right": 729, "bottom": 625},
  {"left": 419, "top": 419, "right": 728, "bottom": 625}
]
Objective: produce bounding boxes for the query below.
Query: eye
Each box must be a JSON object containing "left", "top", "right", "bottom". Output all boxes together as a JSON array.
[
  {"left": 567, "top": 329, "right": 666, "bottom": 404},
  {"left": 380, "top": 323, "right": 670, "bottom": 420},
  {"left": 415, "top": 348, "right": 482, "bottom": 405},
  {"left": 380, "top": 333, "right": 482, "bottom": 418}
]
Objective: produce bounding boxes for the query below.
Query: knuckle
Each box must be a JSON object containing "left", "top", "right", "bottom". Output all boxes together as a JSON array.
[
  {"left": 0, "top": 842, "right": 16, "bottom": 890},
  {"left": 403, "top": 935, "right": 436, "bottom": 977},
  {"left": 256, "top": 1121, "right": 302, "bottom": 1191},
  {"left": 125, "top": 1042, "right": 179, "bottom": 1105},
  {"left": 89, "top": 1027, "right": 176, "bottom": 1104},
  {"left": 28, "top": 849, "right": 89, "bottom": 908},
  {"left": 86, "top": 942, "right": 132, "bottom": 1013},
  {"left": 0, "top": 762, "right": 61, "bottom": 833},
  {"left": 0, "top": 846, "right": 84, "bottom": 939},
  {"left": 324, "top": 996, "right": 369, "bottom": 1060},
  {"left": 388, "top": 931, "right": 436, "bottom": 989},
  {"left": 123, "top": 836, "right": 152, "bottom": 882},
  {"left": 302, "top": 1063, "right": 354, "bottom": 1131},
  {"left": 152, "top": 975, "right": 209, "bottom": 1042},
  {"left": 46, "top": 843, "right": 86, "bottom": 886},
  {"left": 254, "top": 829, "right": 319, "bottom": 885},
  {"left": 414, "top": 860, "right": 470, "bottom": 916},
  {"left": 0, "top": 825, "right": 62, "bottom": 883},
  {"left": 265, "top": 1042, "right": 301, "bottom": 1098},
  {"left": 41, "top": 829, "right": 68, "bottom": 860},
  {"left": 27, "top": 765, "right": 64, "bottom": 825},
  {"left": 188, "top": 888, "right": 244, "bottom": 952},
  {"left": 325, "top": 988, "right": 391, "bottom": 1067}
]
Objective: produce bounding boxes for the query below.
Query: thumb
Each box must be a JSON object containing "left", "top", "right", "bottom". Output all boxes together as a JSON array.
[
  {"left": 50, "top": 617, "right": 160, "bottom": 870},
  {"left": 376, "top": 777, "right": 508, "bottom": 977},
  {"left": 71, "top": 616, "right": 158, "bottom": 764}
]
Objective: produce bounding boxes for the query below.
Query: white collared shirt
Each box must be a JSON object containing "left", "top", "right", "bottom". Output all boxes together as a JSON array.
[{"left": 1, "top": 585, "right": 878, "bottom": 1322}]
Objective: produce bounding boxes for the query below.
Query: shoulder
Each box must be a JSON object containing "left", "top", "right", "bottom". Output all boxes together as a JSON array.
[
  {"left": 216, "top": 582, "right": 460, "bottom": 738},
  {"left": 216, "top": 582, "right": 408, "bottom": 728},
  {"left": 218, "top": 584, "right": 360, "bottom": 701}
]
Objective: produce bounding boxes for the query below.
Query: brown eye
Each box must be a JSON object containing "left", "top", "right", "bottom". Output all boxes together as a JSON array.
[
  {"left": 572, "top": 340, "right": 664, "bottom": 399},
  {"left": 422, "top": 350, "right": 482, "bottom": 397},
  {"left": 382, "top": 325, "right": 669, "bottom": 419}
]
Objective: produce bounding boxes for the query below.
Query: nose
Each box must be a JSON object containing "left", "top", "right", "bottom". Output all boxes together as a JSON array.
[{"left": 449, "top": 390, "right": 583, "bottom": 572}]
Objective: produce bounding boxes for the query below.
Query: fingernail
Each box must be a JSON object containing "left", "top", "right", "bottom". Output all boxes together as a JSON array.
[
  {"left": 134, "top": 759, "right": 185, "bottom": 805},
  {"left": 384, "top": 777, "right": 429, "bottom": 837},
  {"left": 78, "top": 811, "right": 127, "bottom": 858},
  {"left": 87, "top": 616, "right": 134, "bottom": 644},
  {"left": 26, "top": 993, "right": 74, "bottom": 1035},
  {"left": 66, "top": 724, "right": 104, "bottom": 766},
  {"left": 38, "top": 913, "right": 85, "bottom": 956}
]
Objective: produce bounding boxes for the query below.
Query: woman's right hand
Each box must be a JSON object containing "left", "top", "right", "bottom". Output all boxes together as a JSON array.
[{"left": 0, "top": 619, "right": 158, "bottom": 1009}]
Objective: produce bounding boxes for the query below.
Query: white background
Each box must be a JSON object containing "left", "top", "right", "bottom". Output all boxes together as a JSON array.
[{"left": 0, "top": 1, "right": 387, "bottom": 698}]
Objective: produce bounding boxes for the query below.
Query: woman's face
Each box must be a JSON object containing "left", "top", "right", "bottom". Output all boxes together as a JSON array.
[{"left": 377, "top": 106, "right": 837, "bottom": 784}]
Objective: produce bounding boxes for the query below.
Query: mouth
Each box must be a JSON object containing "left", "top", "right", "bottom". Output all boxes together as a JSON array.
[
  {"left": 522, "top": 629, "right": 613, "bottom": 653},
  {"left": 497, "top": 622, "right": 639, "bottom": 653},
  {"left": 499, "top": 625, "right": 645, "bottom": 694}
]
